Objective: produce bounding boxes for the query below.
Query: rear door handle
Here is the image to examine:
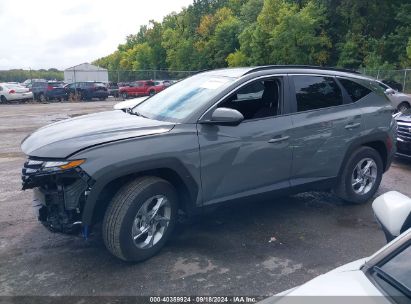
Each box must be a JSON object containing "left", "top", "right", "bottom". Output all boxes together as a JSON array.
[
  {"left": 268, "top": 135, "right": 290, "bottom": 143},
  {"left": 345, "top": 123, "right": 361, "bottom": 129}
]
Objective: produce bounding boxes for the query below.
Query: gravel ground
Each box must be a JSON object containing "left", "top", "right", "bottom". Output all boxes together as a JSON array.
[{"left": 0, "top": 100, "right": 410, "bottom": 297}]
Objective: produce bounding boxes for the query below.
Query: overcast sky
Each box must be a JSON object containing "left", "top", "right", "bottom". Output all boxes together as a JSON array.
[{"left": 0, "top": 0, "right": 193, "bottom": 70}]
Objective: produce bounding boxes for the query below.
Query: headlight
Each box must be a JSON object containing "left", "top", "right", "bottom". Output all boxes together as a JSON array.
[{"left": 42, "top": 159, "right": 85, "bottom": 172}]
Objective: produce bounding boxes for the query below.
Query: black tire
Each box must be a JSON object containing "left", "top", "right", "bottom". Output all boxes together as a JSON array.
[
  {"left": 398, "top": 102, "right": 410, "bottom": 113},
  {"left": 0, "top": 95, "right": 7, "bottom": 103},
  {"left": 99, "top": 97, "right": 107, "bottom": 101},
  {"left": 122, "top": 92, "right": 128, "bottom": 100},
  {"left": 102, "top": 177, "right": 178, "bottom": 262},
  {"left": 149, "top": 90, "right": 155, "bottom": 96},
  {"left": 334, "top": 146, "right": 383, "bottom": 204},
  {"left": 38, "top": 93, "right": 47, "bottom": 102}
]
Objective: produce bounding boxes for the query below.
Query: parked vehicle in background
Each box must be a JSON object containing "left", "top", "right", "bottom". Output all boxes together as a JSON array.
[
  {"left": 113, "top": 96, "right": 148, "bottom": 110},
  {"left": 382, "top": 79, "right": 403, "bottom": 92},
  {"left": 377, "top": 80, "right": 411, "bottom": 113},
  {"left": 22, "top": 79, "right": 46, "bottom": 87},
  {"left": 265, "top": 191, "right": 411, "bottom": 300},
  {"left": 0, "top": 83, "right": 33, "bottom": 102},
  {"left": 31, "top": 81, "right": 67, "bottom": 102},
  {"left": 119, "top": 80, "right": 165, "bottom": 99},
  {"left": 64, "top": 82, "right": 109, "bottom": 101},
  {"left": 395, "top": 108, "right": 411, "bottom": 159},
  {"left": 107, "top": 82, "right": 119, "bottom": 97},
  {"left": 21, "top": 66, "right": 396, "bottom": 261}
]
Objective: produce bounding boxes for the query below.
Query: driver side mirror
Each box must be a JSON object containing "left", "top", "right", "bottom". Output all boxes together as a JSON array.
[
  {"left": 372, "top": 191, "right": 411, "bottom": 242},
  {"left": 385, "top": 88, "right": 396, "bottom": 95},
  {"left": 201, "top": 107, "right": 244, "bottom": 126}
]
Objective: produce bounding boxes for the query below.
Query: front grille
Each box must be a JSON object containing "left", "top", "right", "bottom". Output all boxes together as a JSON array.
[
  {"left": 397, "top": 122, "right": 411, "bottom": 142},
  {"left": 22, "top": 159, "right": 44, "bottom": 189}
]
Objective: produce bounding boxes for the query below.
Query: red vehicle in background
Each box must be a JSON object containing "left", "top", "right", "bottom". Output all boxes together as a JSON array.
[{"left": 119, "top": 80, "right": 166, "bottom": 99}]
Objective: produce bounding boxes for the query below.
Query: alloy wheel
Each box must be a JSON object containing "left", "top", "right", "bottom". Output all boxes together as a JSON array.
[
  {"left": 351, "top": 158, "right": 377, "bottom": 195},
  {"left": 131, "top": 195, "right": 171, "bottom": 249}
]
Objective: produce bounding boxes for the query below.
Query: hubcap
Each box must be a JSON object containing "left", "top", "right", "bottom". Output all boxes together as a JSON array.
[
  {"left": 351, "top": 158, "right": 377, "bottom": 195},
  {"left": 131, "top": 195, "right": 171, "bottom": 249}
]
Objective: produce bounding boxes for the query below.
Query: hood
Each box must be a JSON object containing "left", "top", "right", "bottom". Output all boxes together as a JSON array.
[
  {"left": 272, "top": 258, "right": 384, "bottom": 298},
  {"left": 21, "top": 110, "right": 174, "bottom": 158}
]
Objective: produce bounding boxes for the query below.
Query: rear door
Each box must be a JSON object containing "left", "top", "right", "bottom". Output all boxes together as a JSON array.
[{"left": 287, "top": 74, "right": 363, "bottom": 185}]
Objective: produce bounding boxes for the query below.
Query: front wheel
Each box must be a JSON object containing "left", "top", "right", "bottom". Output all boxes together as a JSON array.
[
  {"left": 102, "top": 177, "right": 178, "bottom": 262},
  {"left": 334, "top": 147, "right": 383, "bottom": 204},
  {"left": 0, "top": 95, "right": 7, "bottom": 103},
  {"left": 122, "top": 92, "right": 128, "bottom": 100},
  {"left": 149, "top": 90, "right": 155, "bottom": 97}
]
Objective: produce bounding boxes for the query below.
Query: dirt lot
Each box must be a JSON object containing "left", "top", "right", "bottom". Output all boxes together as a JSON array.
[{"left": 0, "top": 101, "right": 411, "bottom": 296}]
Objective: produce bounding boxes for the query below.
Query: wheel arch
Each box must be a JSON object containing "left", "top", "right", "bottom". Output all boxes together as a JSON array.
[
  {"left": 82, "top": 160, "right": 200, "bottom": 226},
  {"left": 398, "top": 101, "right": 410, "bottom": 110},
  {"left": 338, "top": 133, "right": 392, "bottom": 179}
]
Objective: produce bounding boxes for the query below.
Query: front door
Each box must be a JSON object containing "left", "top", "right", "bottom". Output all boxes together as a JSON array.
[{"left": 197, "top": 77, "right": 293, "bottom": 205}]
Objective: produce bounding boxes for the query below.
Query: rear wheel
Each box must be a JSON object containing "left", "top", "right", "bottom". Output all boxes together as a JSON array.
[
  {"left": 398, "top": 102, "right": 410, "bottom": 113},
  {"left": 0, "top": 95, "right": 7, "bottom": 103},
  {"left": 149, "top": 90, "right": 155, "bottom": 97},
  {"left": 334, "top": 147, "right": 383, "bottom": 204},
  {"left": 102, "top": 177, "right": 178, "bottom": 262},
  {"left": 122, "top": 92, "right": 128, "bottom": 100}
]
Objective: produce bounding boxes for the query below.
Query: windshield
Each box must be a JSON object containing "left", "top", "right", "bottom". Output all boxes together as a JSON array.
[{"left": 133, "top": 73, "right": 236, "bottom": 122}]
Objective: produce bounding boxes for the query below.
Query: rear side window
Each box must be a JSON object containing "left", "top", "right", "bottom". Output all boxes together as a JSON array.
[
  {"left": 293, "top": 76, "right": 343, "bottom": 112},
  {"left": 338, "top": 78, "right": 372, "bottom": 102}
]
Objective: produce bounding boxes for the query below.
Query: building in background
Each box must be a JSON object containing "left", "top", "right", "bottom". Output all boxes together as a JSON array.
[{"left": 64, "top": 63, "right": 108, "bottom": 84}]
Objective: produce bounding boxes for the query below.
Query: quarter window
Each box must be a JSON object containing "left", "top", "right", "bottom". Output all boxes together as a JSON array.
[
  {"left": 293, "top": 76, "right": 343, "bottom": 112},
  {"left": 339, "top": 78, "right": 372, "bottom": 102}
]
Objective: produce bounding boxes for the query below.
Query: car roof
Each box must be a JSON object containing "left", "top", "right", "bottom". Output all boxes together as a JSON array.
[{"left": 202, "top": 65, "right": 373, "bottom": 81}]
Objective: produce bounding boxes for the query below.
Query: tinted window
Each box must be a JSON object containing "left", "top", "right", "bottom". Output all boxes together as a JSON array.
[
  {"left": 293, "top": 76, "right": 343, "bottom": 112},
  {"left": 339, "top": 78, "right": 372, "bottom": 102},
  {"left": 218, "top": 79, "right": 280, "bottom": 120},
  {"left": 379, "top": 243, "right": 411, "bottom": 290}
]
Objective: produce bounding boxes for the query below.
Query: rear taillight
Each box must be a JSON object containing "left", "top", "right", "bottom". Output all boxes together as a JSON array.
[
  {"left": 9, "top": 89, "right": 15, "bottom": 94},
  {"left": 47, "top": 86, "right": 53, "bottom": 91}
]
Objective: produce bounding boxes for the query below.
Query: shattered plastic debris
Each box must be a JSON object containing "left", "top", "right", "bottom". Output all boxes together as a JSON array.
[{"left": 269, "top": 236, "right": 277, "bottom": 243}]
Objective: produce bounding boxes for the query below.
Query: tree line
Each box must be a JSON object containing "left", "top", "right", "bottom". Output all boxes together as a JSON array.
[
  {"left": 0, "top": 69, "right": 63, "bottom": 83},
  {"left": 93, "top": 0, "right": 411, "bottom": 72}
]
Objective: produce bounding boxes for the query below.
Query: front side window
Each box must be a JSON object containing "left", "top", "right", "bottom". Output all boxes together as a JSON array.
[
  {"left": 339, "top": 78, "right": 372, "bottom": 102},
  {"left": 134, "top": 73, "right": 236, "bottom": 122},
  {"left": 218, "top": 79, "right": 280, "bottom": 120},
  {"left": 293, "top": 76, "right": 343, "bottom": 112}
]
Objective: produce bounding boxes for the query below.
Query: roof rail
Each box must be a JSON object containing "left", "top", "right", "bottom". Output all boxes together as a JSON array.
[{"left": 243, "top": 65, "right": 361, "bottom": 75}]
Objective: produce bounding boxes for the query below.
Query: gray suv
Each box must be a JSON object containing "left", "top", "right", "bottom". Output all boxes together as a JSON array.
[{"left": 21, "top": 66, "right": 396, "bottom": 261}]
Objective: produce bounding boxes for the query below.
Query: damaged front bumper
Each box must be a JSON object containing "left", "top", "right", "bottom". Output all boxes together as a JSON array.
[{"left": 22, "top": 158, "right": 94, "bottom": 234}]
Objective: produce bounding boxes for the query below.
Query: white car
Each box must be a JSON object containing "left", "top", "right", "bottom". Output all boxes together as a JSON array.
[
  {"left": 264, "top": 191, "right": 411, "bottom": 303},
  {"left": 377, "top": 81, "right": 411, "bottom": 113},
  {"left": 113, "top": 96, "right": 148, "bottom": 111},
  {"left": 0, "top": 83, "right": 33, "bottom": 102}
]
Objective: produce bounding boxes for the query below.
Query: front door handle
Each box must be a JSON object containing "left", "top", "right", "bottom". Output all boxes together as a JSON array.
[
  {"left": 268, "top": 135, "right": 290, "bottom": 143},
  {"left": 345, "top": 122, "right": 361, "bottom": 129}
]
